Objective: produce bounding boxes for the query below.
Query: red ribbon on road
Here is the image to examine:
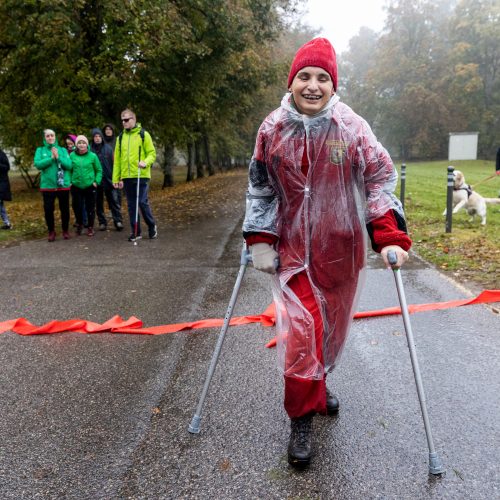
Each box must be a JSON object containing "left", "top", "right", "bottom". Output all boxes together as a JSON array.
[
  {"left": 265, "top": 289, "right": 500, "bottom": 347},
  {"left": 0, "top": 291, "right": 498, "bottom": 340}
]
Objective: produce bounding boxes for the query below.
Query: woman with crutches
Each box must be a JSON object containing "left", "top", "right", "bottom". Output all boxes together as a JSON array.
[{"left": 243, "top": 38, "right": 411, "bottom": 468}]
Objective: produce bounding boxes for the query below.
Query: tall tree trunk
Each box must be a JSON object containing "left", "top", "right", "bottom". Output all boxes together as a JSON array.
[
  {"left": 161, "top": 144, "right": 174, "bottom": 189},
  {"left": 203, "top": 134, "right": 215, "bottom": 176},
  {"left": 186, "top": 143, "right": 195, "bottom": 182},
  {"left": 195, "top": 140, "right": 204, "bottom": 178}
]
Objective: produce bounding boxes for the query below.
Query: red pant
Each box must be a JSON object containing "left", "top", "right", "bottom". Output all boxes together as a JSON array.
[{"left": 284, "top": 272, "right": 326, "bottom": 418}]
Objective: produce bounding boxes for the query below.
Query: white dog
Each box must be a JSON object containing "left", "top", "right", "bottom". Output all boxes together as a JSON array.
[{"left": 443, "top": 169, "right": 500, "bottom": 225}]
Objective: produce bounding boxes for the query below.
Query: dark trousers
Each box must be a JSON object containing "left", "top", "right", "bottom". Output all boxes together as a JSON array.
[
  {"left": 42, "top": 190, "right": 70, "bottom": 232},
  {"left": 72, "top": 191, "right": 88, "bottom": 227},
  {"left": 71, "top": 185, "right": 96, "bottom": 228},
  {"left": 96, "top": 184, "right": 122, "bottom": 226},
  {"left": 123, "top": 178, "right": 156, "bottom": 236}
]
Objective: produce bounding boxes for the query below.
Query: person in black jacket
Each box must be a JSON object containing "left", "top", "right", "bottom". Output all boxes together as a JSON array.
[
  {"left": 0, "top": 148, "right": 12, "bottom": 230},
  {"left": 91, "top": 128, "right": 123, "bottom": 231},
  {"left": 102, "top": 123, "right": 116, "bottom": 150}
]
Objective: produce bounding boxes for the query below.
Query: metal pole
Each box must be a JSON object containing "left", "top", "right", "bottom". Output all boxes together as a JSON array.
[
  {"left": 133, "top": 148, "right": 142, "bottom": 245},
  {"left": 188, "top": 245, "right": 251, "bottom": 434},
  {"left": 387, "top": 251, "right": 446, "bottom": 476},
  {"left": 400, "top": 163, "right": 406, "bottom": 211},
  {"left": 445, "top": 166, "right": 454, "bottom": 233}
]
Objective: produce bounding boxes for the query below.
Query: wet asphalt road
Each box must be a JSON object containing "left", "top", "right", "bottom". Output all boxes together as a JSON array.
[{"left": 0, "top": 175, "right": 499, "bottom": 499}]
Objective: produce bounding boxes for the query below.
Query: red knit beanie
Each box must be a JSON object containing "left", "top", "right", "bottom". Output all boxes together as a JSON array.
[{"left": 287, "top": 37, "right": 337, "bottom": 90}]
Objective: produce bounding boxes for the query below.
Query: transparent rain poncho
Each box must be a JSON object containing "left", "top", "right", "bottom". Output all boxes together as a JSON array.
[{"left": 243, "top": 93, "right": 404, "bottom": 380}]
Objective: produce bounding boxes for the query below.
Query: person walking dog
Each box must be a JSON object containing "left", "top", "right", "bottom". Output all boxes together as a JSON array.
[{"left": 243, "top": 37, "right": 412, "bottom": 468}]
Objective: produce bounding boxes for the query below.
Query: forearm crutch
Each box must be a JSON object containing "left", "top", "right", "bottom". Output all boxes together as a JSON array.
[
  {"left": 387, "top": 251, "right": 446, "bottom": 476},
  {"left": 188, "top": 244, "right": 252, "bottom": 434}
]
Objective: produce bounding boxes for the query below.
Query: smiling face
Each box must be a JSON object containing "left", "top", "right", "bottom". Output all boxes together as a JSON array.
[
  {"left": 76, "top": 140, "right": 88, "bottom": 153},
  {"left": 45, "top": 130, "right": 56, "bottom": 145},
  {"left": 289, "top": 66, "right": 335, "bottom": 116}
]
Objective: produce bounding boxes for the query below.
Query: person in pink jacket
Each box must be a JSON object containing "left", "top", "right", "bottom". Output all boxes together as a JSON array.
[{"left": 243, "top": 38, "right": 411, "bottom": 468}]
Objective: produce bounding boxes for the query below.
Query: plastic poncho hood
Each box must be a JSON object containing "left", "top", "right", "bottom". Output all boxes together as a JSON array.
[{"left": 243, "top": 92, "right": 403, "bottom": 380}]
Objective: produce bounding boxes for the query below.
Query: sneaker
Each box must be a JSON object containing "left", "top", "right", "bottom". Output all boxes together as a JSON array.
[
  {"left": 288, "top": 415, "right": 313, "bottom": 468},
  {"left": 62, "top": 231, "right": 71, "bottom": 240},
  {"left": 75, "top": 225, "right": 83, "bottom": 236},
  {"left": 128, "top": 234, "right": 142, "bottom": 242},
  {"left": 1, "top": 223, "right": 11, "bottom": 230},
  {"left": 326, "top": 387, "right": 340, "bottom": 415},
  {"left": 87, "top": 227, "right": 95, "bottom": 237},
  {"left": 115, "top": 221, "right": 124, "bottom": 231},
  {"left": 48, "top": 231, "right": 56, "bottom": 242},
  {"left": 149, "top": 225, "right": 158, "bottom": 239},
  {"left": 99, "top": 223, "right": 107, "bottom": 231}
]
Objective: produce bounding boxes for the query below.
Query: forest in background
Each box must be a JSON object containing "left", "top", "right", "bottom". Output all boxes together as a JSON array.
[
  {"left": 341, "top": 0, "right": 499, "bottom": 160},
  {"left": 0, "top": 0, "right": 498, "bottom": 186}
]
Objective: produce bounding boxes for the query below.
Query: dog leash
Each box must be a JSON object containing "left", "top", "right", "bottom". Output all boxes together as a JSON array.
[{"left": 470, "top": 173, "right": 498, "bottom": 189}]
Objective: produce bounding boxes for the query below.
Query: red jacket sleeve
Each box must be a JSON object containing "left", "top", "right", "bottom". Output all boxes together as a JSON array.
[
  {"left": 367, "top": 210, "right": 412, "bottom": 253},
  {"left": 245, "top": 233, "right": 279, "bottom": 246}
]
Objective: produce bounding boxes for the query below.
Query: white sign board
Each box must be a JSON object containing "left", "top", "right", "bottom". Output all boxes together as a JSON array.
[{"left": 448, "top": 132, "right": 478, "bottom": 161}]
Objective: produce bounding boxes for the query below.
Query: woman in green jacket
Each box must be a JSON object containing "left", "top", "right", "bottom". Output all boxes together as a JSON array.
[
  {"left": 34, "top": 129, "right": 72, "bottom": 242},
  {"left": 70, "top": 135, "right": 102, "bottom": 237}
]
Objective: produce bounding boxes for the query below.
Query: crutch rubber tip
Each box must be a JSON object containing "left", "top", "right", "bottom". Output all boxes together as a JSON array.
[
  {"left": 429, "top": 452, "right": 446, "bottom": 476},
  {"left": 188, "top": 415, "right": 201, "bottom": 434}
]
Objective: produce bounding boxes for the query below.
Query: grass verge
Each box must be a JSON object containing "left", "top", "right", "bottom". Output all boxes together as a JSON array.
[{"left": 401, "top": 159, "right": 499, "bottom": 290}]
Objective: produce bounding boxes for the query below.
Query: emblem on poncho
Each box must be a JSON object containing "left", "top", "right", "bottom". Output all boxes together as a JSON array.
[{"left": 327, "top": 140, "right": 348, "bottom": 164}]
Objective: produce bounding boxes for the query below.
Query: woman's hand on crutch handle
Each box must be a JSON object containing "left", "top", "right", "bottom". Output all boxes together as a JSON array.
[
  {"left": 249, "top": 243, "right": 279, "bottom": 274},
  {"left": 381, "top": 245, "right": 408, "bottom": 269}
]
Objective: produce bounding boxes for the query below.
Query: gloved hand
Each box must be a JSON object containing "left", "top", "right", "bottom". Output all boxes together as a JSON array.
[{"left": 251, "top": 243, "right": 279, "bottom": 274}]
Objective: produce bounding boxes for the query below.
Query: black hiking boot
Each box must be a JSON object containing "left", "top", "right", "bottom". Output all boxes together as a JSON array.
[
  {"left": 287, "top": 415, "right": 313, "bottom": 468},
  {"left": 326, "top": 387, "right": 340, "bottom": 415}
]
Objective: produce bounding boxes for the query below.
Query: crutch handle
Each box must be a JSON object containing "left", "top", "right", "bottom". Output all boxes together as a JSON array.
[{"left": 387, "top": 250, "right": 398, "bottom": 267}]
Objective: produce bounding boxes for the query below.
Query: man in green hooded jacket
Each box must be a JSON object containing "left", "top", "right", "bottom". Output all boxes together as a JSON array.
[{"left": 34, "top": 129, "right": 72, "bottom": 242}]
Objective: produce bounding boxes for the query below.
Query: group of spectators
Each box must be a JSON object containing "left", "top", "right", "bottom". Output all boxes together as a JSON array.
[{"left": 0, "top": 108, "right": 158, "bottom": 243}]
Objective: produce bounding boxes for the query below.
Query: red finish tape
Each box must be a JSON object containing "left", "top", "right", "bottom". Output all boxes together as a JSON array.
[{"left": 0, "top": 291, "right": 498, "bottom": 340}]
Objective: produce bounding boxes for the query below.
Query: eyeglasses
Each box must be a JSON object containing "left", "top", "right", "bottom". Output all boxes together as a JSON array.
[{"left": 121, "top": 117, "right": 133, "bottom": 123}]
